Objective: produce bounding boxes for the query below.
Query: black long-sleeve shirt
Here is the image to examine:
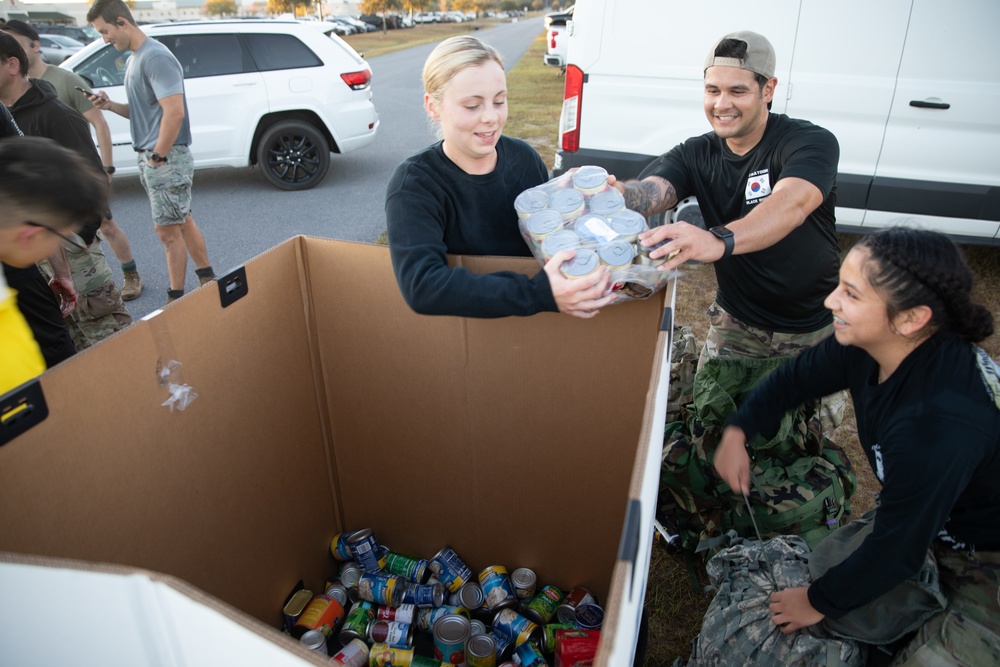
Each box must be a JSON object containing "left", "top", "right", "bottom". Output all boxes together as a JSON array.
[
  {"left": 729, "top": 332, "right": 1000, "bottom": 618},
  {"left": 385, "top": 137, "right": 557, "bottom": 318}
]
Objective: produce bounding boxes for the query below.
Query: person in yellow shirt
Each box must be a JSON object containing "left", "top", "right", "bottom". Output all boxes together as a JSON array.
[{"left": 0, "top": 135, "right": 108, "bottom": 395}]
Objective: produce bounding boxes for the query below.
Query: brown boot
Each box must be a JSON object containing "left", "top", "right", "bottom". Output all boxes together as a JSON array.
[
  {"left": 121, "top": 270, "right": 143, "bottom": 301},
  {"left": 198, "top": 272, "right": 216, "bottom": 286}
]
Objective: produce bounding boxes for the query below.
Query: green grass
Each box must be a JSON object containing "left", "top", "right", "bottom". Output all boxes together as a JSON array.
[{"left": 343, "top": 20, "right": 502, "bottom": 60}]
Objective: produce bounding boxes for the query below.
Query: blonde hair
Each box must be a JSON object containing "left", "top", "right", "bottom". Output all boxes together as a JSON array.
[{"left": 422, "top": 35, "right": 504, "bottom": 104}]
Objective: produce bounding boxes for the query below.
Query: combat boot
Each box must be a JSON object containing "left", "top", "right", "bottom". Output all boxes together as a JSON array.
[{"left": 121, "top": 270, "right": 143, "bottom": 301}]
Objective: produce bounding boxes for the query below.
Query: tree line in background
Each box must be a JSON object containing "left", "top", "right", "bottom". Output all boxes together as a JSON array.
[{"left": 203, "top": 0, "right": 554, "bottom": 19}]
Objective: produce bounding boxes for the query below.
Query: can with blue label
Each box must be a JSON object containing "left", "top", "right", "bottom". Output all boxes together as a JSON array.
[
  {"left": 490, "top": 629, "right": 513, "bottom": 662},
  {"left": 478, "top": 566, "right": 517, "bottom": 612},
  {"left": 330, "top": 531, "right": 356, "bottom": 561},
  {"left": 385, "top": 551, "right": 430, "bottom": 584},
  {"left": 417, "top": 604, "right": 470, "bottom": 632},
  {"left": 491, "top": 607, "right": 541, "bottom": 647},
  {"left": 430, "top": 545, "right": 474, "bottom": 593},
  {"left": 432, "top": 614, "right": 470, "bottom": 667},
  {"left": 521, "top": 585, "right": 564, "bottom": 625},
  {"left": 346, "top": 528, "right": 386, "bottom": 573},
  {"left": 555, "top": 587, "right": 598, "bottom": 625},
  {"left": 573, "top": 603, "right": 604, "bottom": 630},
  {"left": 513, "top": 641, "right": 547, "bottom": 667},
  {"left": 357, "top": 572, "right": 405, "bottom": 607},
  {"left": 403, "top": 581, "right": 445, "bottom": 608}
]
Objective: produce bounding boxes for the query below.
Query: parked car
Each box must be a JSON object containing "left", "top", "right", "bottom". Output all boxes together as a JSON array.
[
  {"left": 543, "top": 5, "right": 573, "bottom": 68},
  {"left": 30, "top": 22, "right": 99, "bottom": 44},
  {"left": 38, "top": 34, "right": 85, "bottom": 65},
  {"left": 322, "top": 18, "right": 354, "bottom": 36},
  {"left": 556, "top": 0, "right": 1000, "bottom": 243},
  {"left": 331, "top": 15, "right": 373, "bottom": 33},
  {"left": 61, "top": 20, "right": 379, "bottom": 191}
]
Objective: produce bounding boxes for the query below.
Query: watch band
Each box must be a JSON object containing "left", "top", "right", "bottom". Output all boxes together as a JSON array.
[
  {"left": 709, "top": 225, "right": 735, "bottom": 260},
  {"left": 103, "top": 165, "right": 116, "bottom": 174}
]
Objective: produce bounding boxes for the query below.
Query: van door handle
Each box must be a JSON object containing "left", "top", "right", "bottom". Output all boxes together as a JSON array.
[{"left": 910, "top": 100, "right": 950, "bottom": 110}]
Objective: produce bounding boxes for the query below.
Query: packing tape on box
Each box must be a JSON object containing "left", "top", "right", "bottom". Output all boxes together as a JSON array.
[{"left": 143, "top": 312, "right": 199, "bottom": 412}]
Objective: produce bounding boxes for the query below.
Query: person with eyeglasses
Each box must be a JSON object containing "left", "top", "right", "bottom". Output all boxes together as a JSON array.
[
  {"left": 0, "top": 30, "right": 133, "bottom": 351},
  {"left": 0, "top": 136, "right": 108, "bottom": 394}
]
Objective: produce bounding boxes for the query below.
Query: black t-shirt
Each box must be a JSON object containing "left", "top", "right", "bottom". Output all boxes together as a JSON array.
[
  {"left": 385, "top": 136, "right": 558, "bottom": 318},
  {"left": 730, "top": 332, "right": 1000, "bottom": 618},
  {"left": 645, "top": 113, "right": 840, "bottom": 333}
]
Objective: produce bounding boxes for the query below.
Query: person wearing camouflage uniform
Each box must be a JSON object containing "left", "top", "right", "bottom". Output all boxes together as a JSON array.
[
  {"left": 615, "top": 32, "right": 844, "bottom": 428},
  {"left": 715, "top": 228, "right": 999, "bottom": 665},
  {"left": 0, "top": 33, "right": 132, "bottom": 349},
  {"left": 88, "top": 0, "right": 215, "bottom": 304}
]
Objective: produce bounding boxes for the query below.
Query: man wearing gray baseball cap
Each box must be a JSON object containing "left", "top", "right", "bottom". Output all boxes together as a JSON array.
[{"left": 613, "top": 31, "right": 841, "bottom": 373}]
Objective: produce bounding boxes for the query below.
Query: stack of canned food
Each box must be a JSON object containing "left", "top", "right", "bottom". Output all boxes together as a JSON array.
[
  {"left": 280, "top": 528, "right": 604, "bottom": 666},
  {"left": 515, "top": 165, "right": 674, "bottom": 304}
]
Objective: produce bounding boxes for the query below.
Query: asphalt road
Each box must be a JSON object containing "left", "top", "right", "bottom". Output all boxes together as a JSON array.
[{"left": 105, "top": 17, "right": 545, "bottom": 320}]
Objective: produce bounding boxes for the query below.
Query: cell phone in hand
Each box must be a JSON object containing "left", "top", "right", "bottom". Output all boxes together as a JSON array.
[{"left": 74, "top": 86, "right": 92, "bottom": 96}]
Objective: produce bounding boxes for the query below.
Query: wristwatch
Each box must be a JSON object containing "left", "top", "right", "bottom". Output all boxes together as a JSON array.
[
  {"left": 103, "top": 165, "right": 116, "bottom": 174},
  {"left": 709, "top": 225, "right": 735, "bottom": 260},
  {"left": 150, "top": 152, "right": 168, "bottom": 164}
]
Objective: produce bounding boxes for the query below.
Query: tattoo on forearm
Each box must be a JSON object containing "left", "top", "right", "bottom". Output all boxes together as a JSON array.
[{"left": 623, "top": 179, "right": 677, "bottom": 216}]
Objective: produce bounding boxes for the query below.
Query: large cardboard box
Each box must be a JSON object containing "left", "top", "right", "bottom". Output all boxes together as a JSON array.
[{"left": 0, "top": 237, "right": 675, "bottom": 666}]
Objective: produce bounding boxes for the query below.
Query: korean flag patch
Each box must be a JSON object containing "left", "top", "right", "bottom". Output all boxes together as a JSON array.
[{"left": 745, "top": 171, "right": 772, "bottom": 201}]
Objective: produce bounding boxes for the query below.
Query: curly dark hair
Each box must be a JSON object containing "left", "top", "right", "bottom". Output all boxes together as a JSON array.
[{"left": 857, "top": 227, "right": 993, "bottom": 343}]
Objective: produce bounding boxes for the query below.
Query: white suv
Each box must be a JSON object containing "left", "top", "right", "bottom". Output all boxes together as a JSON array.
[{"left": 61, "top": 20, "right": 380, "bottom": 190}]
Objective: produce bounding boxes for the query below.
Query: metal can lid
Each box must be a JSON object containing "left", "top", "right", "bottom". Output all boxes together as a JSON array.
[
  {"left": 556, "top": 603, "right": 577, "bottom": 625},
  {"left": 526, "top": 209, "right": 563, "bottom": 236},
  {"left": 598, "top": 239, "right": 636, "bottom": 267},
  {"left": 574, "top": 603, "right": 605, "bottom": 629},
  {"left": 283, "top": 588, "right": 313, "bottom": 617},
  {"left": 549, "top": 188, "right": 585, "bottom": 214},
  {"left": 325, "top": 583, "right": 348, "bottom": 606},
  {"left": 514, "top": 187, "right": 549, "bottom": 214},
  {"left": 299, "top": 629, "right": 326, "bottom": 651},
  {"left": 588, "top": 188, "right": 625, "bottom": 216},
  {"left": 432, "top": 583, "right": 446, "bottom": 608},
  {"left": 610, "top": 209, "right": 647, "bottom": 236},
  {"left": 571, "top": 165, "right": 609, "bottom": 190},
  {"left": 432, "top": 613, "right": 471, "bottom": 644},
  {"left": 510, "top": 568, "right": 537, "bottom": 589},
  {"left": 338, "top": 626, "right": 364, "bottom": 644},
  {"left": 467, "top": 632, "right": 497, "bottom": 658},
  {"left": 560, "top": 249, "right": 600, "bottom": 278},
  {"left": 470, "top": 618, "right": 487, "bottom": 636},
  {"left": 541, "top": 229, "right": 581, "bottom": 258},
  {"left": 346, "top": 528, "right": 373, "bottom": 544},
  {"left": 459, "top": 582, "right": 485, "bottom": 609}
]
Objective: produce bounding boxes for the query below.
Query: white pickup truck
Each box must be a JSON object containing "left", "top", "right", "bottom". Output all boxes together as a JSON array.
[{"left": 543, "top": 5, "right": 573, "bottom": 69}]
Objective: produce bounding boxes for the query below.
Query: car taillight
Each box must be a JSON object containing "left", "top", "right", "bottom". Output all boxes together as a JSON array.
[
  {"left": 561, "top": 64, "right": 583, "bottom": 152},
  {"left": 550, "top": 30, "right": 558, "bottom": 49},
  {"left": 341, "top": 69, "right": 371, "bottom": 90}
]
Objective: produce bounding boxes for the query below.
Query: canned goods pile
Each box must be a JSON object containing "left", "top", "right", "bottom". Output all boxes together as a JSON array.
[
  {"left": 515, "top": 165, "right": 673, "bottom": 304},
  {"left": 280, "top": 529, "right": 603, "bottom": 666}
]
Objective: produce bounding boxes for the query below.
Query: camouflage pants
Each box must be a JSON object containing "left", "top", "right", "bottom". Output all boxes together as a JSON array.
[
  {"left": 699, "top": 302, "right": 846, "bottom": 433},
  {"left": 137, "top": 145, "right": 194, "bottom": 226},
  {"left": 38, "top": 232, "right": 132, "bottom": 350},
  {"left": 891, "top": 545, "right": 1000, "bottom": 666}
]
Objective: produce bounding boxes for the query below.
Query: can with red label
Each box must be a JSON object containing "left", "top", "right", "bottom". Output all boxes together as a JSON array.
[
  {"left": 368, "top": 643, "right": 415, "bottom": 667},
  {"left": 385, "top": 551, "right": 430, "bottom": 584},
  {"left": 366, "top": 619, "right": 414, "bottom": 648},
  {"left": 358, "top": 572, "right": 405, "bottom": 607},
  {"left": 330, "top": 637, "right": 369, "bottom": 666},
  {"left": 416, "top": 605, "right": 470, "bottom": 633},
  {"left": 521, "top": 585, "right": 563, "bottom": 626},
  {"left": 433, "top": 614, "right": 471, "bottom": 666},
  {"left": 491, "top": 608, "right": 541, "bottom": 647},
  {"left": 555, "top": 587, "right": 599, "bottom": 625},
  {"left": 478, "top": 566, "right": 517, "bottom": 612},
  {"left": 376, "top": 603, "right": 416, "bottom": 625},
  {"left": 555, "top": 629, "right": 601, "bottom": 666},
  {"left": 510, "top": 568, "right": 537, "bottom": 601},
  {"left": 403, "top": 581, "right": 445, "bottom": 608},
  {"left": 347, "top": 528, "right": 387, "bottom": 573},
  {"left": 293, "top": 594, "right": 345, "bottom": 639},
  {"left": 330, "top": 531, "right": 356, "bottom": 561},
  {"left": 429, "top": 545, "right": 474, "bottom": 593}
]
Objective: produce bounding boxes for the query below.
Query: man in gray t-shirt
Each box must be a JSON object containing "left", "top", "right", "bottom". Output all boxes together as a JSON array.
[{"left": 87, "top": 0, "right": 215, "bottom": 304}]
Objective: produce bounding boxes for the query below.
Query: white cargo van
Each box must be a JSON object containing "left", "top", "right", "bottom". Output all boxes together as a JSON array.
[{"left": 554, "top": 0, "right": 1000, "bottom": 244}]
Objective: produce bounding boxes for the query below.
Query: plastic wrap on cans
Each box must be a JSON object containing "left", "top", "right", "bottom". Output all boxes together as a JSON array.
[
  {"left": 358, "top": 572, "right": 405, "bottom": 607},
  {"left": 521, "top": 585, "right": 564, "bottom": 626},
  {"left": 282, "top": 588, "right": 313, "bottom": 633},
  {"left": 478, "top": 566, "right": 517, "bottom": 612},
  {"left": 466, "top": 632, "right": 497, "bottom": 667},
  {"left": 299, "top": 629, "right": 327, "bottom": 654},
  {"left": 491, "top": 608, "right": 541, "bottom": 647},
  {"left": 433, "top": 614, "right": 471, "bottom": 666},
  {"left": 513, "top": 641, "right": 547, "bottom": 667},
  {"left": 339, "top": 600, "right": 375, "bottom": 645},
  {"left": 366, "top": 619, "right": 414, "bottom": 648},
  {"left": 559, "top": 249, "right": 599, "bottom": 280},
  {"left": 376, "top": 603, "right": 417, "bottom": 624},
  {"left": 385, "top": 551, "right": 430, "bottom": 584},
  {"left": 417, "top": 605, "right": 470, "bottom": 633},
  {"left": 448, "top": 582, "right": 484, "bottom": 611},
  {"left": 542, "top": 623, "right": 574, "bottom": 654},
  {"left": 573, "top": 603, "right": 604, "bottom": 630},
  {"left": 516, "top": 167, "right": 671, "bottom": 305},
  {"left": 403, "top": 581, "right": 446, "bottom": 608},
  {"left": 368, "top": 643, "right": 415, "bottom": 667},
  {"left": 347, "top": 528, "right": 387, "bottom": 573},
  {"left": 510, "top": 568, "right": 537, "bottom": 601},
  {"left": 514, "top": 187, "right": 548, "bottom": 221},
  {"left": 340, "top": 561, "right": 363, "bottom": 588},
  {"left": 330, "top": 531, "right": 356, "bottom": 561},
  {"left": 329, "top": 637, "right": 369, "bottom": 666},
  {"left": 526, "top": 209, "right": 564, "bottom": 247},
  {"left": 429, "top": 545, "right": 474, "bottom": 593},
  {"left": 292, "top": 594, "right": 345, "bottom": 639},
  {"left": 555, "top": 629, "right": 601, "bottom": 666},
  {"left": 556, "top": 587, "right": 598, "bottom": 625}
]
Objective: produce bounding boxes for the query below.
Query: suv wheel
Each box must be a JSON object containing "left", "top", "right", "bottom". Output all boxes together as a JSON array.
[{"left": 257, "top": 121, "right": 331, "bottom": 191}]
